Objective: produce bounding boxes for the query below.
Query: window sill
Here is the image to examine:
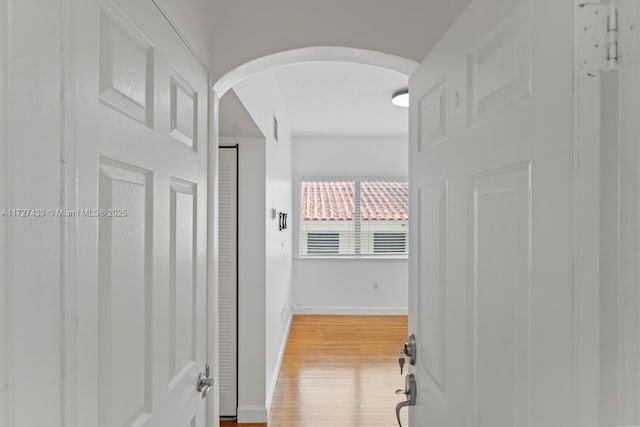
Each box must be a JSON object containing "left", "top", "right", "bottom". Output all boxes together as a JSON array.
[{"left": 293, "top": 255, "right": 408, "bottom": 262}]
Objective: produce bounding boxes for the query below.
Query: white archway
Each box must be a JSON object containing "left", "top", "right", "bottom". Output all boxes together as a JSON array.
[
  {"left": 212, "top": 46, "right": 419, "bottom": 96},
  {"left": 210, "top": 45, "right": 417, "bottom": 423}
]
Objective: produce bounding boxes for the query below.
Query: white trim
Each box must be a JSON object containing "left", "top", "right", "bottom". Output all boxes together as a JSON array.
[
  {"left": 151, "top": 0, "right": 210, "bottom": 68},
  {"left": 293, "top": 306, "right": 408, "bottom": 316},
  {"left": 571, "top": 37, "right": 602, "bottom": 423},
  {"left": 266, "top": 312, "right": 293, "bottom": 413},
  {"left": 294, "top": 256, "right": 408, "bottom": 262},
  {"left": 0, "top": 0, "right": 8, "bottom": 424},
  {"left": 267, "top": 312, "right": 293, "bottom": 413},
  {"left": 236, "top": 405, "right": 268, "bottom": 423},
  {"left": 206, "top": 93, "right": 220, "bottom": 424},
  {"left": 213, "top": 47, "right": 418, "bottom": 96}
]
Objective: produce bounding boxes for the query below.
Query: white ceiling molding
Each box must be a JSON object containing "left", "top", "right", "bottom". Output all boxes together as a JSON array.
[{"left": 213, "top": 46, "right": 418, "bottom": 97}]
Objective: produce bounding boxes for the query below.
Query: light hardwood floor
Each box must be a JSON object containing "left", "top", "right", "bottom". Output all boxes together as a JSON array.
[{"left": 221, "top": 314, "right": 409, "bottom": 427}]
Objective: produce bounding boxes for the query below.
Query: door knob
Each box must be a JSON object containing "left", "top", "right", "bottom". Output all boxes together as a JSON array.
[
  {"left": 197, "top": 364, "right": 214, "bottom": 399},
  {"left": 395, "top": 374, "right": 417, "bottom": 427}
]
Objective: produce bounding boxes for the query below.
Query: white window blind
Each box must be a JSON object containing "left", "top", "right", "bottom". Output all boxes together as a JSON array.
[
  {"left": 307, "top": 233, "right": 340, "bottom": 254},
  {"left": 299, "top": 178, "right": 408, "bottom": 257},
  {"left": 373, "top": 232, "right": 407, "bottom": 253}
]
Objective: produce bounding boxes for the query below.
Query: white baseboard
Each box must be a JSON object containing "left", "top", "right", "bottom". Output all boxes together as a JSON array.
[
  {"left": 237, "top": 405, "right": 268, "bottom": 423},
  {"left": 266, "top": 311, "right": 293, "bottom": 413},
  {"left": 293, "top": 306, "right": 408, "bottom": 315}
]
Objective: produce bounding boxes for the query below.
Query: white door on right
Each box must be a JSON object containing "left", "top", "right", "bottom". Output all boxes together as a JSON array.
[{"left": 409, "top": 0, "right": 594, "bottom": 425}]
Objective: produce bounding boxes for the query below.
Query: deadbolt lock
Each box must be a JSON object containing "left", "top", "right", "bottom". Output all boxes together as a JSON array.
[{"left": 401, "top": 333, "right": 417, "bottom": 366}]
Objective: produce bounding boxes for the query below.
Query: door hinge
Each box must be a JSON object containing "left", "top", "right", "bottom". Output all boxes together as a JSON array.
[{"left": 578, "top": 2, "right": 619, "bottom": 72}]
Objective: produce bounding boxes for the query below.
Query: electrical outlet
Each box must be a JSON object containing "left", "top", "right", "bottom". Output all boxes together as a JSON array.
[{"left": 373, "top": 281, "right": 379, "bottom": 290}]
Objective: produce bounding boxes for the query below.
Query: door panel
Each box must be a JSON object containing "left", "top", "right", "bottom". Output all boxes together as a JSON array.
[
  {"left": 409, "top": 0, "right": 592, "bottom": 425},
  {"left": 169, "top": 179, "right": 198, "bottom": 388},
  {"left": 469, "top": 163, "right": 530, "bottom": 427},
  {"left": 467, "top": 8, "right": 531, "bottom": 125},
  {"left": 98, "top": 161, "right": 153, "bottom": 427},
  {"left": 417, "top": 185, "right": 447, "bottom": 389},
  {"left": 73, "top": 1, "right": 209, "bottom": 426},
  {"left": 99, "top": 5, "right": 154, "bottom": 127},
  {"left": 170, "top": 73, "right": 198, "bottom": 150}
]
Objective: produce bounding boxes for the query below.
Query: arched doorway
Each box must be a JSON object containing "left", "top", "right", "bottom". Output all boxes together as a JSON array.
[
  {"left": 212, "top": 46, "right": 418, "bottom": 97},
  {"left": 209, "top": 46, "right": 417, "bottom": 423}
]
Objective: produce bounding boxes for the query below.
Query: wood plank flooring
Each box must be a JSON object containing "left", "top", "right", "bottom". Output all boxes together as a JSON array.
[{"left": 221, "top": 314, "right": 408, "bottom": 427}]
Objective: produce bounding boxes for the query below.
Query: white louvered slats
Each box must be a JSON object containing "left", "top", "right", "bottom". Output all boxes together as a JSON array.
[{"left": 218, "top": 147, "right": 238, "bottom": 417}]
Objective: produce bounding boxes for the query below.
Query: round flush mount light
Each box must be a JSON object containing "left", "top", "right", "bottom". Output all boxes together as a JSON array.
[{"left": 391, "top": 88, "right": 409, "bottom": 108}]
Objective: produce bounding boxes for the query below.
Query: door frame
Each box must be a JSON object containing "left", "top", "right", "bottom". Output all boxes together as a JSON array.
[
  {"left": 0, "top": 0, "right": 8, "bottom": 423},
  {"left": 208, "top": 92, "right": 221, "bottom": 425},
  {"left": 6, "top": 0, "right": 64, "bottom": 426},
  {"left": 572, "top": 46, "right": 602, "bottom": 423}
]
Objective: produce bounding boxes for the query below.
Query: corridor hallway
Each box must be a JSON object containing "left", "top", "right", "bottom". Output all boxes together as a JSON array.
[{"left": 222, "top": 315, "right": 408, "bottom": 427}]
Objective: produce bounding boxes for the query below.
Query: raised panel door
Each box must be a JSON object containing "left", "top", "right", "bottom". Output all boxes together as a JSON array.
[
  {"left": 408, "top": 0, "right": 597, "bottom": 425},
  {"left": 72, "top": 2, "right": 209, "bottom": 427}
]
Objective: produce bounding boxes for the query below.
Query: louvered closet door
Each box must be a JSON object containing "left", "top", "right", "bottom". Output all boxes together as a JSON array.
[{"left": 218, "top": 146, "right": 238, "bottom": 417}]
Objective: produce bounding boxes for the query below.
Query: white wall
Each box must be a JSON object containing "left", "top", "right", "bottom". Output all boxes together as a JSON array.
[
  {"left": 232, "top": 70, "right": 294, "bottom": 417},
  {"left": 264, "top": 131, "right": 293, "bottom": 410},
  {"left": 292, "top": 136, "right": 408, "bottom": 314},
  {"left": 206, "top": 0, "right": 470, "bottom": 81},
  {"left": 292, "top": 135, "right": 408, "bottom": 176},
  {"left": 220, "top": 136, "right": 268, "bottom": 422}
]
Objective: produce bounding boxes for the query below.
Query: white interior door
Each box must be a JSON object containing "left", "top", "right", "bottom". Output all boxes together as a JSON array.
[
  {"left": 218, "top": 146, "right": 238, "bottom": 417},
  {"left": 70, "top": 1, "right": 210, "bottom": 426},
  {"left": 408, "top": 0, "right": 599, "bottom": 425}
]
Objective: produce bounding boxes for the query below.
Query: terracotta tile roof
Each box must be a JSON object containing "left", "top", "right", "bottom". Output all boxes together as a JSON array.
[
  {"left": 301, "top": 180, "right": 408, "bottom": 221},
  {"left": 361, "top": 180, "right": 409, "bottom": 221},
  {"left": 302, "top": 181, "right": 354, "bottom": 221}
]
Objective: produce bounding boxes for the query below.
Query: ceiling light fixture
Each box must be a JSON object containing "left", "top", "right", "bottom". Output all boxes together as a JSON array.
[{"left": 391, "top": 88, "right": 409, "bottom": 108}]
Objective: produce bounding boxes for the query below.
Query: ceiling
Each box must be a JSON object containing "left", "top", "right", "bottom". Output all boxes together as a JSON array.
[
  {"left": 203, "top": 0, "right": 471, "bottom": 80},
  {"left": 272, "top": 62, "right": 409, "bottom": 136}
]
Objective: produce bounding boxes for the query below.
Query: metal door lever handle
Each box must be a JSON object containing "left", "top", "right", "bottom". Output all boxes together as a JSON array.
[
  {"left": 394, "top": 374, "right": 417, "bottom": 427},
  {"left": 396, "top": 400, "right": 411, "bottom": 427},
  {"left": 197, "top": 364, "right": 214, "bottom": 399}
]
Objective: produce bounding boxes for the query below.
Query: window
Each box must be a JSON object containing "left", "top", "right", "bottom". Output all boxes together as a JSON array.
[{"left": 299, "top": 178, "right": 409, "bottom": 257}]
